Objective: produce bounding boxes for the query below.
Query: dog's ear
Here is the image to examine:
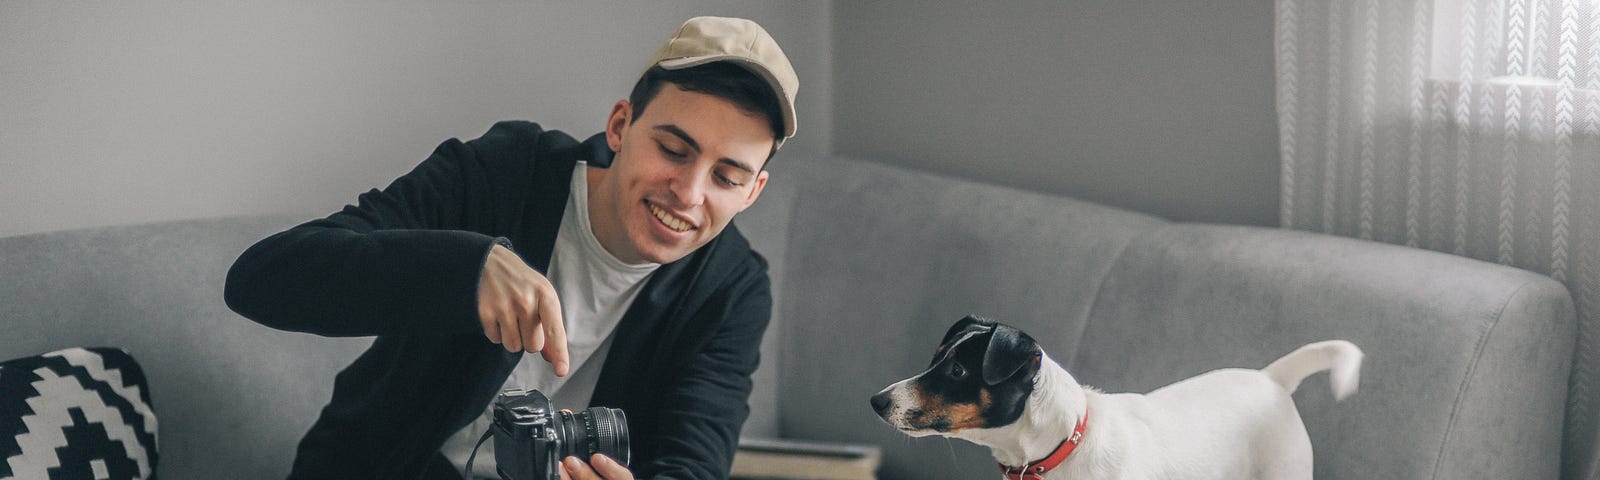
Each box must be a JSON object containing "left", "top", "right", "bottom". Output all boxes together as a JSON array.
[
  {"left": 982, "top": 324, "right": 1038, "bottom": 385},
  {"left": 941, "top": 315, "right": 991, "bottom": 347},
  {"left": 933, "top": 316, "right": 993, "bottom": 366}
]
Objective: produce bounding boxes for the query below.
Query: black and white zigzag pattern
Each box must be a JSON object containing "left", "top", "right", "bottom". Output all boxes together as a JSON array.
[{"left": 1, "top": 347, "right": 159, "bottom": 479}]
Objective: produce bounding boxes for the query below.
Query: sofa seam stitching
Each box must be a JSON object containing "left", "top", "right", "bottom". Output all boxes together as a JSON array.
[
  {"left": 1428, "top": 277, "right": 1538, "bottom": 480},
  {"left": 1072, "top": 221, "right": 1167, "bottom": 366}
]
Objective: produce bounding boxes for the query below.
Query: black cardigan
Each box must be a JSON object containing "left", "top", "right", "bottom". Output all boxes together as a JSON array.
[{"left": 224, "top": 121, "right": 773, "bottom": 479}]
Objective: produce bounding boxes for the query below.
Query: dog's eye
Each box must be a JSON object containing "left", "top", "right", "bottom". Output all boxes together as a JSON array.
[{"left": 949, "top": 362, "right": 968, "bottom": 379}]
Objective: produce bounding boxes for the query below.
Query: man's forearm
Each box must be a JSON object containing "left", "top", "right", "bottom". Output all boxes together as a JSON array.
[{"left": 224, "top": 218, "right": 502, "bottom": 337}]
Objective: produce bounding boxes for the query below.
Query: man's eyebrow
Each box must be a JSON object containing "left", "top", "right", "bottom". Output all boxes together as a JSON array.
[
  {"left": 718, "top": 157, "right": 756, "bottom": 175},
  {"left": 653, "top": 125, "right": 700, "bottom": 152},
  {"left": 652, "top": 124, "right": 757, "bottom": 174}
]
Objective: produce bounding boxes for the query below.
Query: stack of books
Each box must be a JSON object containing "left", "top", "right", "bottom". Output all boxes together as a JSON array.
[{"left": 730, "top": 437, "right": 882, "bottom": 480}]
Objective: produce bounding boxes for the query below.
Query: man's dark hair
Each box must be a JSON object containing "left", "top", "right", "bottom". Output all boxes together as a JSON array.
[{"left": 627, "top": 62, "right": 785, "bottom": 159}]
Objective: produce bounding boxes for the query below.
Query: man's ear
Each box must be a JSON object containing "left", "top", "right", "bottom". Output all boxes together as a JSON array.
[
  {"left": 982, "top": 324, "right": 1038, "bottom": 385},
  {"left": 605, "top": 100, "right": 631, "bottom": 153}
]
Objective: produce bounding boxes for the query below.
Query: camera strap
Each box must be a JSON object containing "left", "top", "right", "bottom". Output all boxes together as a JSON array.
[{"left": 464, "top": 428, "right": 495, "bottom": 480}]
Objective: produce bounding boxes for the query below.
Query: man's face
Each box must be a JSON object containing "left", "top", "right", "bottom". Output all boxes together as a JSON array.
[{"left": 588, "top": 84, "right": 773, "bottom": 265}]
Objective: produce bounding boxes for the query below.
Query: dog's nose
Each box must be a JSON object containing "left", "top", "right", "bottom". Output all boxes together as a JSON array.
[{"left": 870, "top": 391, "right": 892, "bottom": 415}]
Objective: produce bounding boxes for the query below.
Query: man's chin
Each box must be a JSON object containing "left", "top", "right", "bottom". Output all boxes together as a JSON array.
[{"left": 632, "top": 242, "right": 695, "bottom": 265}]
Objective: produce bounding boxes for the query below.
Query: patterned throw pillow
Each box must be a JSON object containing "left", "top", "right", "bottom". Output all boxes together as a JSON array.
[{"left": 1, "top": 347, "right": 159, "bottom": 479}]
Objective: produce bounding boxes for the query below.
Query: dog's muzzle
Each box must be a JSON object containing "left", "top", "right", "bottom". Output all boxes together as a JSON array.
[{"left": 870, "top": 390, "right": 893, "bottom": 416}]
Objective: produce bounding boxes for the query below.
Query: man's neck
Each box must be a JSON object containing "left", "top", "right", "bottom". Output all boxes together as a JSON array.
[{"left": 581, "top": 163, "right": 638, "bottom": 264}]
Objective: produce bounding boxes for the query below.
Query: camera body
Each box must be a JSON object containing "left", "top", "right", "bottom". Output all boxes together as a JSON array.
[{"left": 491, "top": 388, "right": 630, "bottom": 480}]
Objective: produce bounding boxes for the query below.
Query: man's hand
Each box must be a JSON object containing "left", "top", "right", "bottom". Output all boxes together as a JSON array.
[
  {"left": 558, "top": 454, "right": 634, "bottom": 480},
  {"left": 478, "top": 244, "right": 570, "bottom": 376}
]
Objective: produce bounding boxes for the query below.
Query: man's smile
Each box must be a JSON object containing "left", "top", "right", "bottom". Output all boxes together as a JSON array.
[{"left": 646, "top": 200, "right": 697, "bottom": 233}]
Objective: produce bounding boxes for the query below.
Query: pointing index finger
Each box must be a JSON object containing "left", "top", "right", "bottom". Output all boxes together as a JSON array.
[{"left": 538, "top": 288, "right": 569, "bottom": 376}]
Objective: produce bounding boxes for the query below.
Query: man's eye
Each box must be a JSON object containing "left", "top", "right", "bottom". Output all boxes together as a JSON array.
[
  {"left": 715, "top": 173, "right": 744, "bottom": 187},
  {"left": 658, "top": 144, "right": 686, "bottom": 158}
]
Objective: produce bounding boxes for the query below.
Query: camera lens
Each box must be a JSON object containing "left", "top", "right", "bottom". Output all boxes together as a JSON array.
[{"left": 553, "top": 407, "right": 630, "bottom": 467}]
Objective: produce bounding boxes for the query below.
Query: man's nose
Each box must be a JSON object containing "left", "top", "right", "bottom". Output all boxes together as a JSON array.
[{"left": 667, "top": 170, "right": 707, "bottom": 206}]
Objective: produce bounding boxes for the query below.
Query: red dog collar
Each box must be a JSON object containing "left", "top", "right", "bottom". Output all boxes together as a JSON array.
[{"left": 998, "top": 407, "right": 1087, "bottom": 480}]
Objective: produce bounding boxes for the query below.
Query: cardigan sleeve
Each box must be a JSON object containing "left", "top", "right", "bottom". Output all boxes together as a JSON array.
[
  {"left": 636, "top": 257, "right": 774, "bottom": 480},
  {"left": 223, "top": 122, "right": 544, "bottom": 337}
]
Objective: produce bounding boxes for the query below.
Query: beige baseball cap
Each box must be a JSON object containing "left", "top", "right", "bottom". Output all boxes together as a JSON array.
[{"left": 644, "top": 16, "right": 798, "bottom": 145}]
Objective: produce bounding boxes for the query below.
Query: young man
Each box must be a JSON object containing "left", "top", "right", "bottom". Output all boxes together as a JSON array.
[{"left": 223, "top": 16, "right": 798, "bottom": 479}]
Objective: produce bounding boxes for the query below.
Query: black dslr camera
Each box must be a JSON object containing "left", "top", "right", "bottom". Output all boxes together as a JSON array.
[{"left": 490, "top": 388, "right": 631, "bottom": 480}]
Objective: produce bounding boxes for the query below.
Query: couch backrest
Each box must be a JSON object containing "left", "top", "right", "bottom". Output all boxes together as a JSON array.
[
  {"left": 0, "top": 216, "right": 371, "bottom": 479},
  {"left": 759, "top": 156, "right": 1576, "bottom": 480},
  {"left": 2, "top": 155, "right": 1579, "bottom": 480},
  {"left": 759, "top": 156, "right": 1168, "bottom": 478}
]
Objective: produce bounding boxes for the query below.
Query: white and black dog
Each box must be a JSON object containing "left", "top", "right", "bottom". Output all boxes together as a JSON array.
[{"left": 870, "top": 316, "right": 1362, "bottom": 480}]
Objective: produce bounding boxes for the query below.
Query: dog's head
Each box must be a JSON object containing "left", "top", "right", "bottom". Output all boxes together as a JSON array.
[{"left": 870, "top": 315, "right": 1042, "bottom": 436}]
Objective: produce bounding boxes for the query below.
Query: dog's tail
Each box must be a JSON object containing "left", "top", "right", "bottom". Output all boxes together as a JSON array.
[{"left": 1261, "top": 340, "right": 1363, "bottom": 401}]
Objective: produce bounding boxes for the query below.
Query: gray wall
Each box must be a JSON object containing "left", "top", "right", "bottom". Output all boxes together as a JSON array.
[
  {"left": 2, "top": 1, "right": 1281, "bottom": 237},
  {"left": 832, "top": 0, "right": 1280, "bottom": 225},
  {"left": 0, "top": 1, "right": 831, "bottom": 238}
]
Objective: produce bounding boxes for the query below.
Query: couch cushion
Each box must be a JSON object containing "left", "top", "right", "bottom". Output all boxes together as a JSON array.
[
  {"left": 1, "top": 347, "right": 158, "bottom": 480},
  {"left": 1073, "top": 224, "right": 1575, "bottom": 479}
]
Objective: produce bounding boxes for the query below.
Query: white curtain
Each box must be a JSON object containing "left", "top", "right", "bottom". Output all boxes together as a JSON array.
[{"left": 1276, "top": 0, "right": 1600, "bottom": 478}]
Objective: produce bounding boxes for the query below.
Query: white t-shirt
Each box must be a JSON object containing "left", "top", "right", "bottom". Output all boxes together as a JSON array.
[{"left": 443, "top": 162, "right": 659, "bottom": 478}]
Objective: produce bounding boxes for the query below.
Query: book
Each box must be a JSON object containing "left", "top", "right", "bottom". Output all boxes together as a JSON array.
[{"left": 730, "top": 437, "right": 882, "bottom": 480}]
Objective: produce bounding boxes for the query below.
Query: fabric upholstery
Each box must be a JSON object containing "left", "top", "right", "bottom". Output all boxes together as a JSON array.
[{"left": 0, "top": 155, "right": 1581, "bottom": 479}]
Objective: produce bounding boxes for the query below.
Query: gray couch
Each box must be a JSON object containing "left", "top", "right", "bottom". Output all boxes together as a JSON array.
[{"left": 2, "top": 155, "right": 1579, "bottom": 479}]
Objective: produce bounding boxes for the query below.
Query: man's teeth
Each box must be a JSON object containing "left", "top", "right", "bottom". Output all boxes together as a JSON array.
[{"left": 650, "top": 204, "right": 692, "bottom": 232}]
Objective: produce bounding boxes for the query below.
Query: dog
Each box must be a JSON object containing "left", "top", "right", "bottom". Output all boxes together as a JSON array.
[{"left": 870, "top": 316, "right": 1362, "bottom": 480}]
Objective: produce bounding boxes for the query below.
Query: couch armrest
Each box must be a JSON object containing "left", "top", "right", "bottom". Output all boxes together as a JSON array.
[{"left": 1072, "top": 224, "right": 1575, "bottom": 479}]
